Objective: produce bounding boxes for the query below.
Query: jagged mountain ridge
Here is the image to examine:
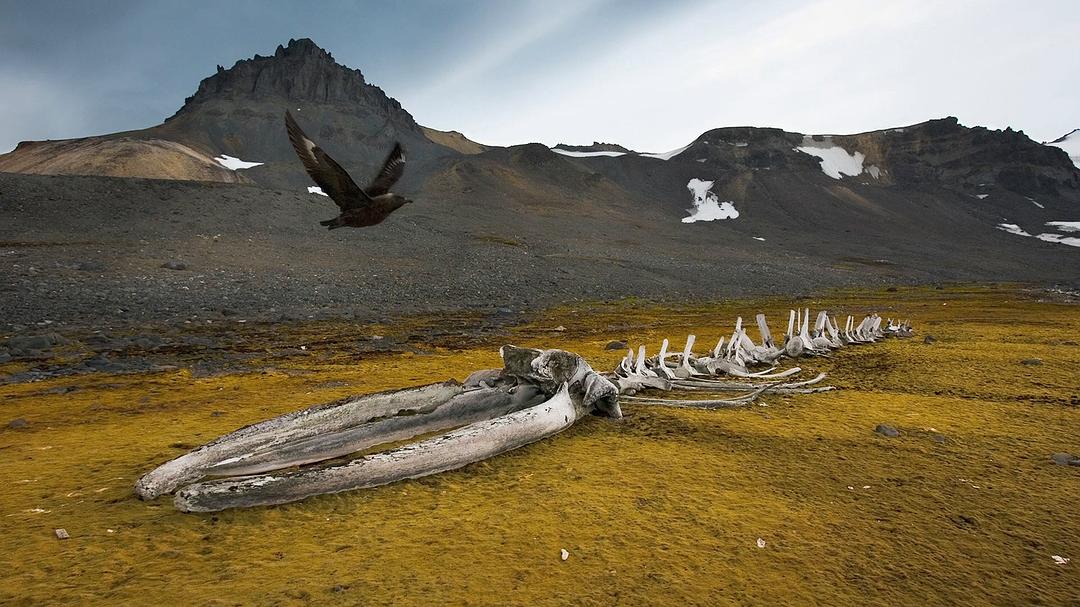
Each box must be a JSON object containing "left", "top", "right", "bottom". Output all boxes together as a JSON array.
[
  {"left": 1, "top": 38, "right": 1078, "bottom": 329},
  {"left": 0, "top": 38, "right": 1076, "bottom": 237},
  {"left": 0, "top": 38, "right": 462, "bottom": 189}
]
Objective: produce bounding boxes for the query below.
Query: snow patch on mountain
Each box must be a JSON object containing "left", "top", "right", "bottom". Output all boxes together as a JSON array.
[
  {"left": 1047, "top": 221, "right": 1080, "bottom": 233},
  {"left": 997, "top": 223, "right": 1030, "bottom": 236},
  {"left": 1036, "top": 233, "right": 1080, "bottom": 247},
  {"left": 550, "top": 148, "right": 626, "bottom": 158},
  {"left": 214, "top": 155, "right": 263, "bottom": 170},
  {"left": 642, "top": 143, "right": 691, "bottom": 161},
  {"left": 1044, "top": 129, "right": 1080, "bottom": 168},
  {"left": 794, "top": 138, "right": 865, "bottom": 179},
  {"left": 682, "top": 178, "right": 740, "bottom": 223},
  {"left": 997, "top": 222, "right": 1080, "bottom": 248},
  {"left": 550, "top": 142, "right": 691, "bottom": 161}
]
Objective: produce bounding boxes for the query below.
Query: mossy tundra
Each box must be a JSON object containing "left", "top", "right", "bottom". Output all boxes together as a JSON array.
[{"left": 1, "top": 286, "right": 1078, "bottom": 605}]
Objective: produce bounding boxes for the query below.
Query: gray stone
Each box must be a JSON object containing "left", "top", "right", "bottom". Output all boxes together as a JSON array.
[
  {"left": 1020, "top": 358, "right": 1043, "bottom": 366},
  {"left": 7, "top": 418, "right": 29, "bottom": 430},
  {"left": 923, "top": 335, "right": 936, "bottom": 344},
  {"left": 605, "top": 340, "right": 628, "bottom": 350},
  {"left": 1051, "top": 453, "right": 1079, "bottom": 466},
  {"left": 7, "top": 333, "right": 67, "bottom": 352},
  {"left": 54, "top": 528, "right": 70, "bottom": 540},
  {"left": 161, "top": 260, "right": 188, "bottom": 270},
  {"left": 874, "top": 424, "right": 900, "bottom": 438}
]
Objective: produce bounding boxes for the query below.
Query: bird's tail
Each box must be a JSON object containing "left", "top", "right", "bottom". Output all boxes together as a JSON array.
[{"left": 320, "top": 217, "right": 345, "bottom": 230}]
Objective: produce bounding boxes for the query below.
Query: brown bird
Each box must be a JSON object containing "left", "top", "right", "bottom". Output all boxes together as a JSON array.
[{"left": 284, "top": 110, "right": 411, "bottom": 229}]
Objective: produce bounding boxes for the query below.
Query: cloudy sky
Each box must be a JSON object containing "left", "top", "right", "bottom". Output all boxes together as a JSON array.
[{"left": 1, "top": 0, "right": 1077, "bottom": 154}]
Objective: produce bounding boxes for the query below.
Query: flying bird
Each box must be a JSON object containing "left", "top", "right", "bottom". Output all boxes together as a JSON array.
[{"left": 284, "top": 110, "right": 411, "bottom": 229}]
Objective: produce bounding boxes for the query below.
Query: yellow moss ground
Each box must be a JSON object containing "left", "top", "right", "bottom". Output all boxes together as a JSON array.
[{"left": 1, "top": 286, "right": 1078, "bottom": 605}]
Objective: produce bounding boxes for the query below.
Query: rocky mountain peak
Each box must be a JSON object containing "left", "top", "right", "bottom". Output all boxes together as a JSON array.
[
  {"left": 169, "top": 38, "right": 413, "bottom": 126},
  {"left": 553, "top": 142, "right": 635, "bottom": 154}
]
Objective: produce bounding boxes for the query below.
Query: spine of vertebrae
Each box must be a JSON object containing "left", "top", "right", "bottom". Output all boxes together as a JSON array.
[{"left": 611, "top": 309, "right": 913, "bottom": 406}]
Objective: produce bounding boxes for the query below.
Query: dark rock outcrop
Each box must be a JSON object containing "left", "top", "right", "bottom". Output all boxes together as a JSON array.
[{"left": 553, "top": 142, "right": 636, "bottom": 154}]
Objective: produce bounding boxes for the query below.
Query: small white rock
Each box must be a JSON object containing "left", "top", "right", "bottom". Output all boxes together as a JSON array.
[
  {"left": 756, "top": 538, "right": 766, "bottom": 549},
  {"left": 1052, "top": 555, "right": 1069, "bottom": 565},
  {"left": 560, "top": 549, "right": 570, "bottom": 561},
  {"left": 54, "top": 528, "right": 69, "bottom": 540}
]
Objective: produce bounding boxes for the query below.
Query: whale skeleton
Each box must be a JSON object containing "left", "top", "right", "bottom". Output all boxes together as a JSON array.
[{"left": 135, "top": 308, "right": 910, "bottom": 512}]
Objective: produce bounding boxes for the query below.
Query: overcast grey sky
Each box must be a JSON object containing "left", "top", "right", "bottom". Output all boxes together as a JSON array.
[{"left": 1, "top": 0, "right": 1077, "bottom": 154}]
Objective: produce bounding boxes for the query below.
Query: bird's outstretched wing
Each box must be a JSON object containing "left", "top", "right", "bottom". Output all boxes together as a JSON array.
[
  {"left": 284, "top": 110, "right": 371, "bottom": 210},
  {"left": 366, "top": 143, "right": 405, "bottom": 197}
]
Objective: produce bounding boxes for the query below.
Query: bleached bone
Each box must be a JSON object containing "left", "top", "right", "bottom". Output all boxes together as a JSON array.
[
  {"left": 143, "top": 346, "right": 621, "bottom": 512},
  {"left": 140, "top": 303, "right": 909, "bottom": 512},
  {"left": 856, "top": 316, "right": 874, "bottom": 342},
  {"left": 621, "top": 382, "right": 775, "bottom": 409},
  {"left": 616, "top": 349, "right": 635, "bottom": 376},
  {"left": 800, "top": 307, "right": 815, "bottom": 350},
  {"left": 738, "top": 330, "right": 756, "bottom": 352},
  {"left": 786, "top": 310, "right": 796, "bottom": 346},
  {"left": 675, "top": 334, "right": 698, "bottom": 379},
  {"left": 736, "top": 325, "right": 783, "bottom": 365},
  {"left": 655, "top": 339, "right": 676, "bottom": 379},
  {"left": 756, "top": 313, "right": 775, "bottom": 349},
  {"left": 176, "top": 383, "right": 581, "bottom": 512},
  {"left": 135, "top": 381, "right": 467, "bottom": 500},
  {"left": 784, "top": 334, "right": 804, "bottom": 358},
  {"left": 612, "top": 374, "right": 671, "bottom": 393},
  {"left": 811, "top": 311, "right": 833, "bottom": 350},
  {"left": 712, "top": 336, "right": 725, "bottom": 357},
  {"left": 673, "top": 371, "right": 822, "bottom": 392},
  {"left": 825, "top": 316, "right": 842, "bottom": 347},
  {"left": 202, "top": 382, "right": 548, "bottom": 479},
  {"left": 634, "top": 345, "right": 653, "bottom": 376},
  {"left": 732, "top": 366, "right": 801, "bottom": 378}
]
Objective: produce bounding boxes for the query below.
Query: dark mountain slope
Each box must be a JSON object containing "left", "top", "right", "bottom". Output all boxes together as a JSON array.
[{"left": 0, "top": 39, "right": 462, "bottom": 188}]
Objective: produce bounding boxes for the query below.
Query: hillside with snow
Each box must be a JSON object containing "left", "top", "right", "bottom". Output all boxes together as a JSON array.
[{"left": 1045, "top": 129, "right": 1080, "bottom": 168}]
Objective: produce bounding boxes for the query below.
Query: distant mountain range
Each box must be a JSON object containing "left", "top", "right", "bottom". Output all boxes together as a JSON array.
[{"left": 1, "top": 38, "right": 1077, "bottom": 251}]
